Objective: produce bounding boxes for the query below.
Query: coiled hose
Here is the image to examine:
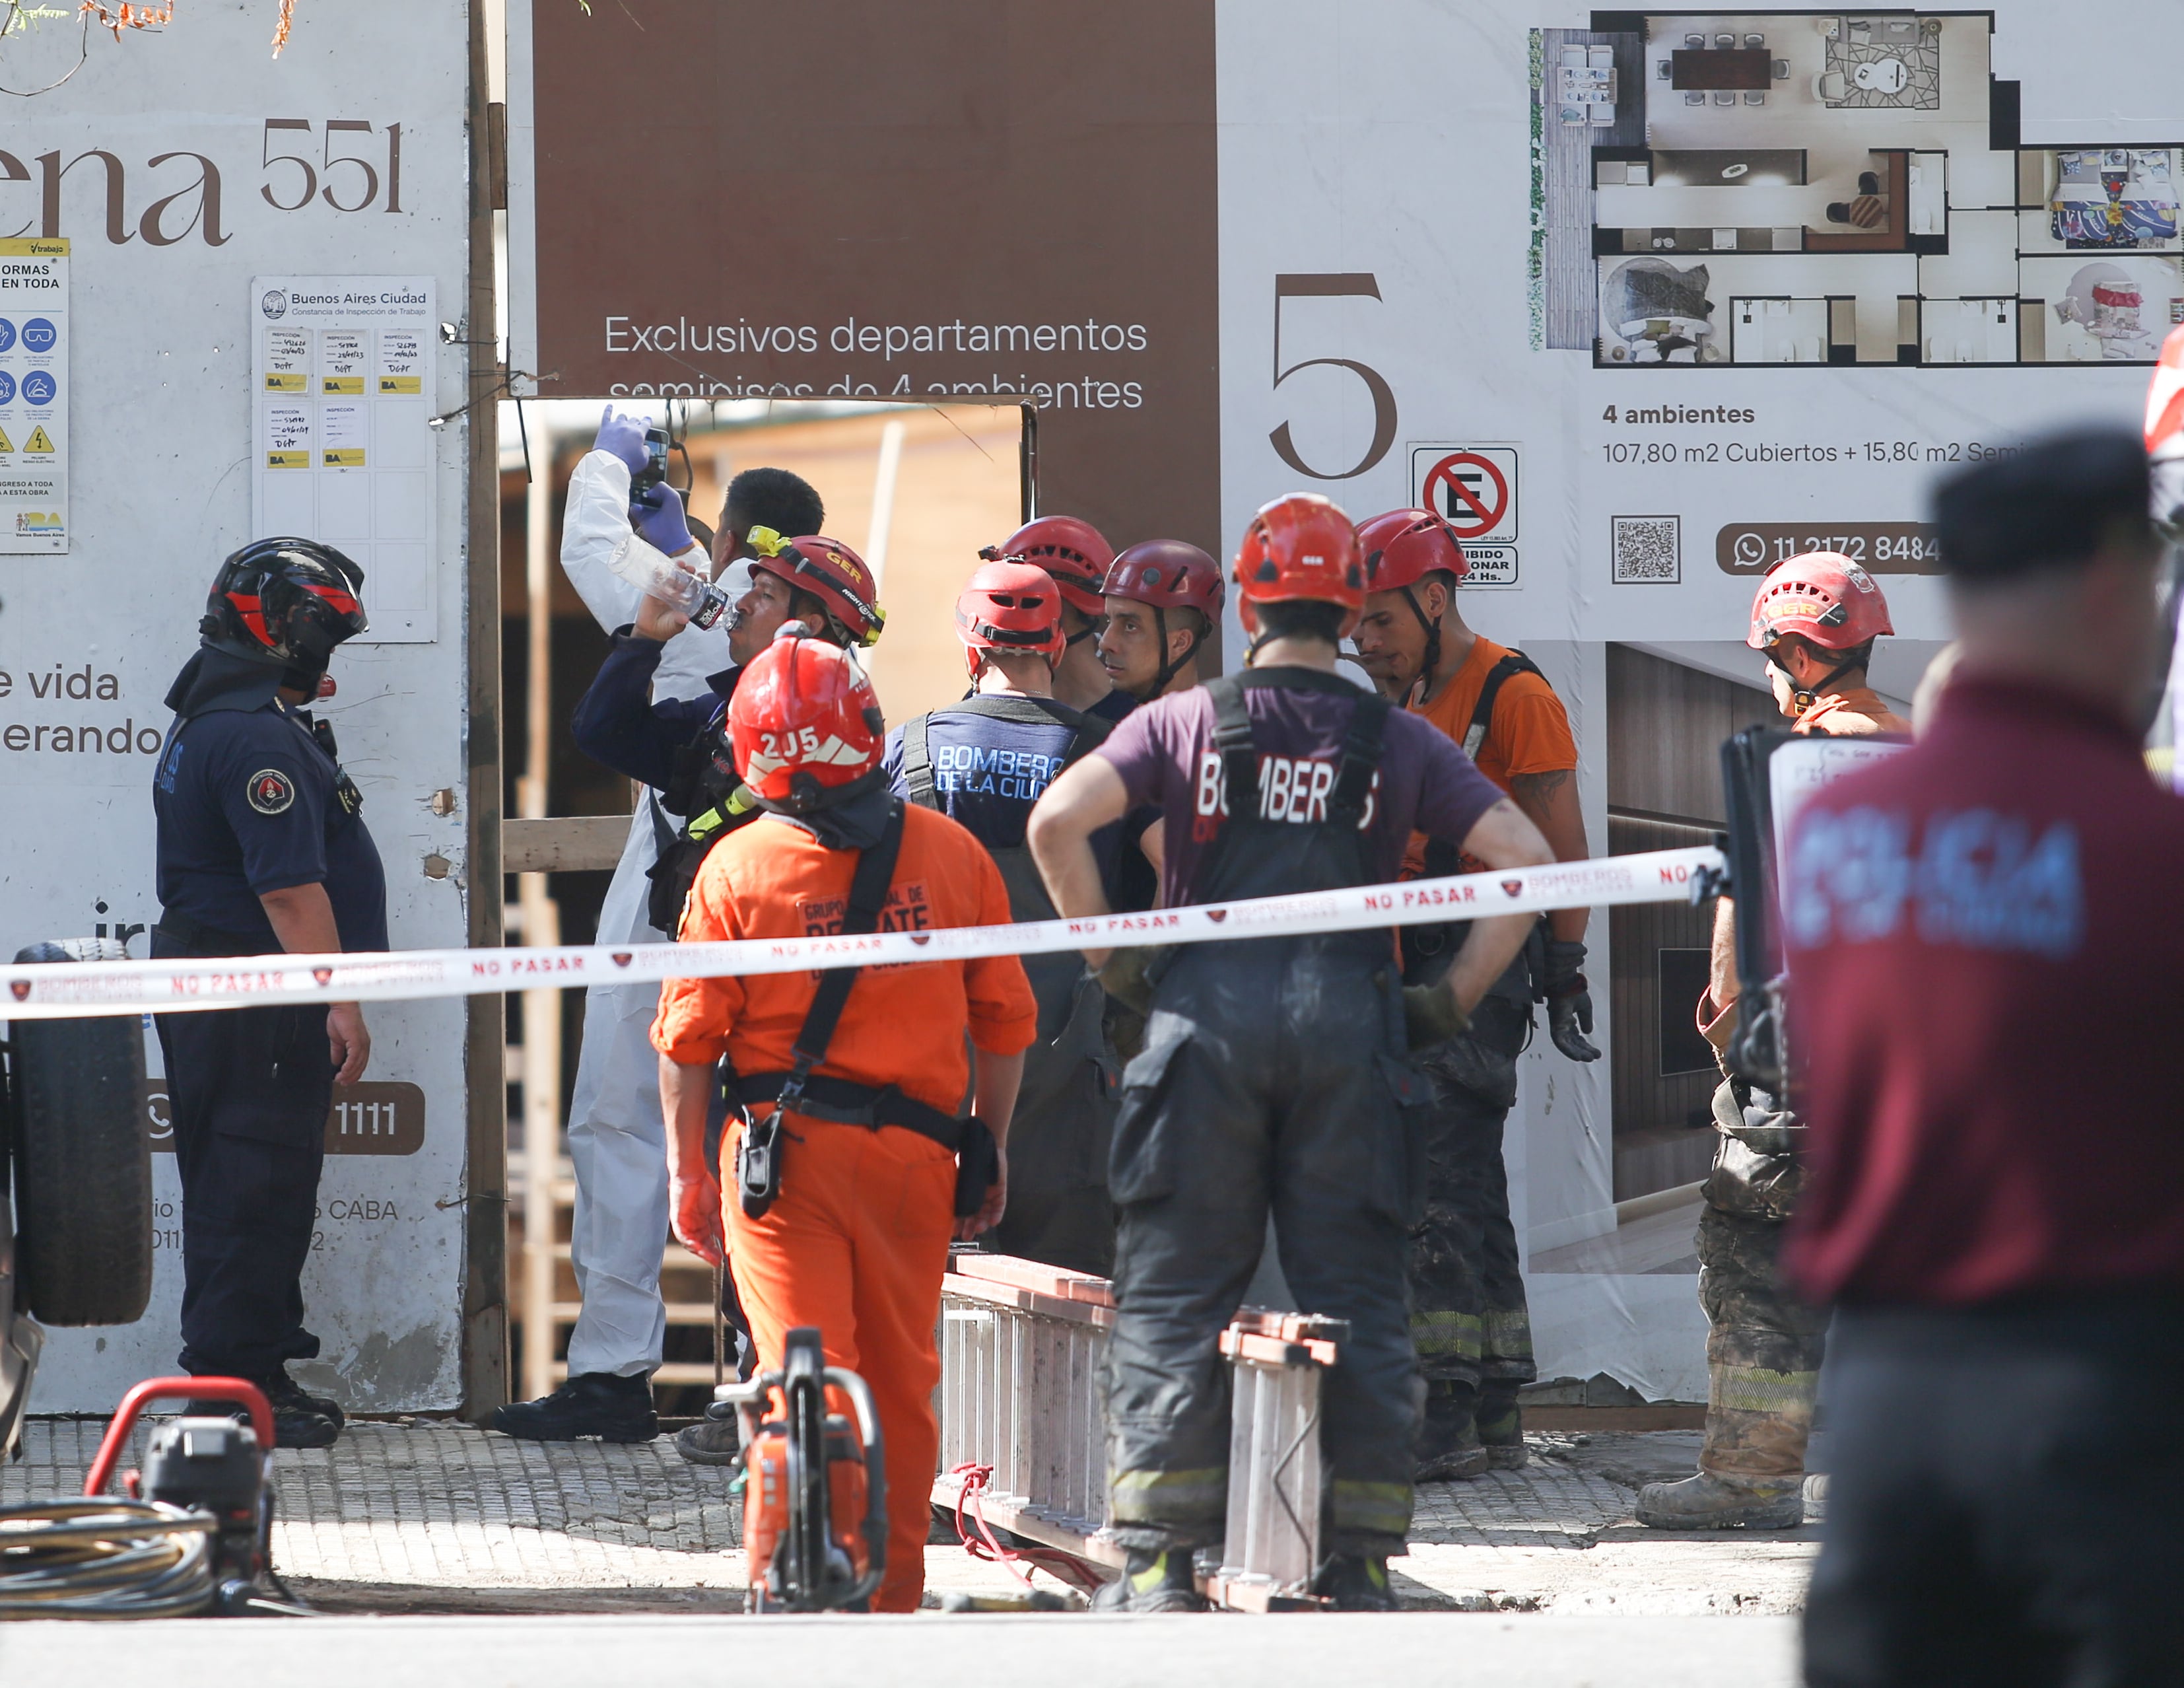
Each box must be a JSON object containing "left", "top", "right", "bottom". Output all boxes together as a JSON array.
[{"left": 0, "top": 1498, "right": 217, "bottom": 1619}]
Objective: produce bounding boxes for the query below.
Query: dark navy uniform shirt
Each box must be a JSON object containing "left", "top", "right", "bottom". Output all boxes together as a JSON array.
[
  {"left": 153, "top": 694, "right": 388, "bottom": 954},
  {"left": 570, "top": 627, "right": 741, "bottom": 794}
]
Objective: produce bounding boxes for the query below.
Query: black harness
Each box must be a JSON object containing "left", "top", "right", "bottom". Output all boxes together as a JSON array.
[
  {"left": 645, "top": 703, "right": 764, "bottom": 936},
  {"left": 897, "top": 692, "right": 1111, "bottom": 815},
  {"left": 1192, "top": 667, "right": 1390, "bottom": 899},
  {"left": 727, "top": 798, "right": 998, "bottom": 1220},
  {"left": 1400, "top": 649, "right": 1545, "bottom": 987}
]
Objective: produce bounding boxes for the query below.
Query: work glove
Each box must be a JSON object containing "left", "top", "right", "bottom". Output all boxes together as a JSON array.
[
  {"left": 630, "top": 481, "right": 697, "bottom": 557},
  {"left": 1096, "top": 946, "right": 1156, "bottom": 1015},
  {"left": 594, "top": 404, "right": 652, "bottom": 477},
  {"left": 1403, "top": 983, "right": 1470, "bottom": 1052},
  {"left": 1540, "top": 938, "right": 1601, "bottom": 1063}
]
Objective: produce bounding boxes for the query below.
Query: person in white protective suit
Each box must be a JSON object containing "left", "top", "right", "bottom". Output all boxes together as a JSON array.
[{"left": 491, "top": 407, "right": 824, "bottom": 1443}]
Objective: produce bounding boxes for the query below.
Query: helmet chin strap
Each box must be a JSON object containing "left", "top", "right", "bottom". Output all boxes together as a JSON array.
[
  {"left": 1777, "top": 651, "right": 1862, "bottom": 714},
  {"left": 1400, "top": 586, "right": 1442, "bottom": 703},
  {"left": 1145, "top": 606, "right": 1204, "bottom": 699}
]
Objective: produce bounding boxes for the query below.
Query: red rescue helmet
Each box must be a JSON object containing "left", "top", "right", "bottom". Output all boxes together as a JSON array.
[
  {"left": 1746, "top": 552, "right": 1894, "bottom": 652},
  {"left": 746, "top": 528, "right": 886, "bottom": 649},
  {"left": 956, "top": 560, "right": 1065, "bottom": 674},
  {"left": 728, "top": 627, "right": 887, "bottom": 811},
  {"left": 1103, "top": 539, "right": 1224, "bottom": 617},
  {"left": 982, "top": 515, "right": 1112, "bottom": 616},
  {"left": 1355, "top": 507, "right": 1471, "bottom": 591},
  {"left": 1233, "top": 493, "right": 1365, "bottom": 611}
]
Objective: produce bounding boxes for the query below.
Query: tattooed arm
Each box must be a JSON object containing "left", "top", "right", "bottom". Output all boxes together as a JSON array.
[{"left": 1509, "top": 767, "right": 1590, "bottom": 942}]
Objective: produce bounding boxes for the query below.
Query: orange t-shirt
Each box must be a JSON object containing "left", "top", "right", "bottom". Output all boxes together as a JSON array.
[
  {"left": 1404, "top": 634, "right": 1576, "bottom": 874},
  {"left": 1794, "top": 686, "right": 1909, "bottom": 738},
  {"left": 651, "top": 806, "right": 1037, "bottom": 1117},
  {"left": 1409, "top": 634, "right": 1579, "bottom": 793}
]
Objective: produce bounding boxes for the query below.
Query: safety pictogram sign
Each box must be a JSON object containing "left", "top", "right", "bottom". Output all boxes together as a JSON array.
[
  {"left": 1412, "top": 444, "right": 1520, "bottom": 544},
  {"left": 0, "top": 237, "right": 67, "bottom": 552}
]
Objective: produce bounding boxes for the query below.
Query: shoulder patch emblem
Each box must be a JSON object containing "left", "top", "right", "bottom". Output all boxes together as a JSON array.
[{"left": 247, "top": 768, "right": 296, "bottom": 815}]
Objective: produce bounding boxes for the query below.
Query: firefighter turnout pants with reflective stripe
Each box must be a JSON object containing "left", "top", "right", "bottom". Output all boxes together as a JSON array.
[
  {"left": 1408, "top": 993, "right": 1538, "bottom": 1389},
  {"left": 1697, "top": 1107, "right": 1828, "bottom": 1480},
  {"left": 722, "top": 1112, "right": 956, "bottom": 1613},
  {"left": 1103, "top": 934, "right": 1426, "bottom": 1557}
]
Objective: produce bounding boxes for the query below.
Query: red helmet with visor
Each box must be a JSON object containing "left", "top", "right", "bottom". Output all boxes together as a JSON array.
[
  {"left": 746, "top": 529, "right": 886, "bottom": 649},
  {"left": 728, "top": 628, "right": 887, "bottom": 811}
]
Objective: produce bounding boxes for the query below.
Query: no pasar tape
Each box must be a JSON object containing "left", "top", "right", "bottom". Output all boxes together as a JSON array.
[{"left": 0, "top": 845, "right": 1723, "bottom": 1020}]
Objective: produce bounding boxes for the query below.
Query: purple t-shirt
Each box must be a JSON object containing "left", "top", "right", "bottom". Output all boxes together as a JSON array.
[{"left": 1093, "top": 672, "right": 1505, "bottom": 907}]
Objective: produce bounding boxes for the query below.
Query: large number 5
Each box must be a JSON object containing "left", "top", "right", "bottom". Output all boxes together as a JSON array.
[{"left": 1269, "top": 273, "right": 1398, "bottom": 481}]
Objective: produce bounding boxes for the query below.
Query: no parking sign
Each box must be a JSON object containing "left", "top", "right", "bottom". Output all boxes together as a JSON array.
[{"left": 1410, "top": 444, "right": 1520, "bottom": 585}]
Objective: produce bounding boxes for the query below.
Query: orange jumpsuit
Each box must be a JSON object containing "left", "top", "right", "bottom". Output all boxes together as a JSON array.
[{"left": 654, "top": 806, "right": 1037, "bottom": 1611}]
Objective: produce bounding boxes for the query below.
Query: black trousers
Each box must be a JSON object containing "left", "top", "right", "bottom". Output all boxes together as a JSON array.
[
  {"left": 1103, "top": 936, "right": 1425, "bottom": 1556},
  {"left": 1408, "top": 993, "right": 1536, "bottom": 1389},
  {"left": 153, "top": 930, "right": 333, "bottom": 1380},
  {"left": 1806, "top": 1298, "right": 2184, "bottom": 1688}
]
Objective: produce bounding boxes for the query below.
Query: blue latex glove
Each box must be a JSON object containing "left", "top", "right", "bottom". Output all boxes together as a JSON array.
[
  {"left": 631, "top": 481, "right": 697, "bottom": 556},
  {"left": 594, "top": 404, "right": 651, "bottom": 477}
]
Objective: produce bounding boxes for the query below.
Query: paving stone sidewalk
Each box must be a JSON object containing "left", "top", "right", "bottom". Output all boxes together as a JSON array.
[{"left": 5, "top": 1419, "right": 1815, "bottom": 1615}]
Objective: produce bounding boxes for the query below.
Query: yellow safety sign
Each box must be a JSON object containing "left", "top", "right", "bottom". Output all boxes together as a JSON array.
[
  {"left": 0, "top": 426, "right": 12, "bottom": 453},
  {"left": 24, "top": 426, "right": 53, "bottom": 454}
]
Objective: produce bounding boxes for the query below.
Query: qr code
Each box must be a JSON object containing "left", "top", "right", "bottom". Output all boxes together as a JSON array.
[{"left": 1612, "top": 515, "right": 1681, "bottom": 583}]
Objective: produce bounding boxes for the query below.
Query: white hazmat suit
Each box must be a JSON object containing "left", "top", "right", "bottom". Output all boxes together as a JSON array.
[{"left": 554, "top": 448, "right": 733, "bottom": 1380}]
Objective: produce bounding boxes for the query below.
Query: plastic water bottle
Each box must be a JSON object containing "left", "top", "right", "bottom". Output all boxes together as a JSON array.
[{"left": 608, "top": 534, "right": 735, "bottom": 630}]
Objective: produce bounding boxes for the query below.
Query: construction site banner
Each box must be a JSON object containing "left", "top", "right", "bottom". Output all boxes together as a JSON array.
[
  {"left": 506, "top": 0, "right": 2180, "bottom": 1401},
  {"left": 0, "top": 4, "right": 474, "bottom": 1412}
]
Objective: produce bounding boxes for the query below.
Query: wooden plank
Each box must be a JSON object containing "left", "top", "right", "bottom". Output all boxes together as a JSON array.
[
  {"left": 504, "top": 814, "right": 633, "bottom": 872},
  {"left": 942, "top": 1275, "right": 1115, "bottom": 1329},
  {"left": 946, "top": 1251, "right": 1116, "bottom": 1307}
]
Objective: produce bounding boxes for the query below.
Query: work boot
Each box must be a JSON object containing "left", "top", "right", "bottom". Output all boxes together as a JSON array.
[
  {"left": 675, "top": 1399, "right": 741, "bottom": 1466},
  {"left": 188, "top": 1389, "right": 340, "bottom": 1452},
  {"left": 264, "top": 1368, "right": 345, "bottom": 1430},
  {"left": 1477, "top": 1380, "right": 1526, "bottom": 1471},
  {"left": 491, "top": 1371, "right": 658, "bottom": 1443},
  {"left": 1091, "top": 1547, "right": 1207, "bottom": 1613},
  {"left": 1634, "top": 1470, "right": 1804, "bottom": 1530},
  {"left": 1312, "top": 1553, "right": 1400, "bottom": 1613},
  {"left": 1414, "top": 1382, "right": 1489, "bottom": 1481}
]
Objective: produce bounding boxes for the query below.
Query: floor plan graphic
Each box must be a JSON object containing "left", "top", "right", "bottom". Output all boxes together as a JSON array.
[{"left": 1534, "top": 11, "right": 2184, "bottom": 367}]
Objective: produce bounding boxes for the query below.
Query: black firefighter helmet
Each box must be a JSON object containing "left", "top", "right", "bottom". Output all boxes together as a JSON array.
[{"left": 201, "top": 537, "right": 368, "bottom": 682}]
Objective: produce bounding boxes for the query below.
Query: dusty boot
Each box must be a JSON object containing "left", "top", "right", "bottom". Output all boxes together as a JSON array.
[
  {"left": 1091, "top": 1547, "right": 1207, "bottom": 1613},
  {"left": 675, "top": 1399, "right": 741, "bottom": 1466},
  {"left": 1476, "top": 1380, "right": 1526, "bottom": 1469},
  {"left": 1414, "top": 1380, "right": 1488, "bottom": 1481},
  {"left": 1635, "top": 1470, "right": 1804, "bottom": 1530},
  {"left": 1312, "top": 1553, "right": 1400, "bottom": 1612}
]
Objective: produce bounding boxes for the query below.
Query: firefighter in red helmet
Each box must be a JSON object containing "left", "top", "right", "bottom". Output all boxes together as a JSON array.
[
  {"left": 654, "top": 627, "right": 1037, "bottom": 1611},
  {"left": 1098, "top": 538, "right": 1224, "bottom": 703},
  {"left": 983, "top": 515, "right": 1132, "bottom": 722},
  {"left": 882, "top": 562, "right": 1124, "bottom": 1274},
  {"left": 1353, "top": 505, "right": 1600, "bottom": 1483},
  {"left": 1027, "top": 493, "right": 1555, "bottom": 1610},
  {"left": 1638, "top": 553, "right": 1907, "bottom": 1531}
]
